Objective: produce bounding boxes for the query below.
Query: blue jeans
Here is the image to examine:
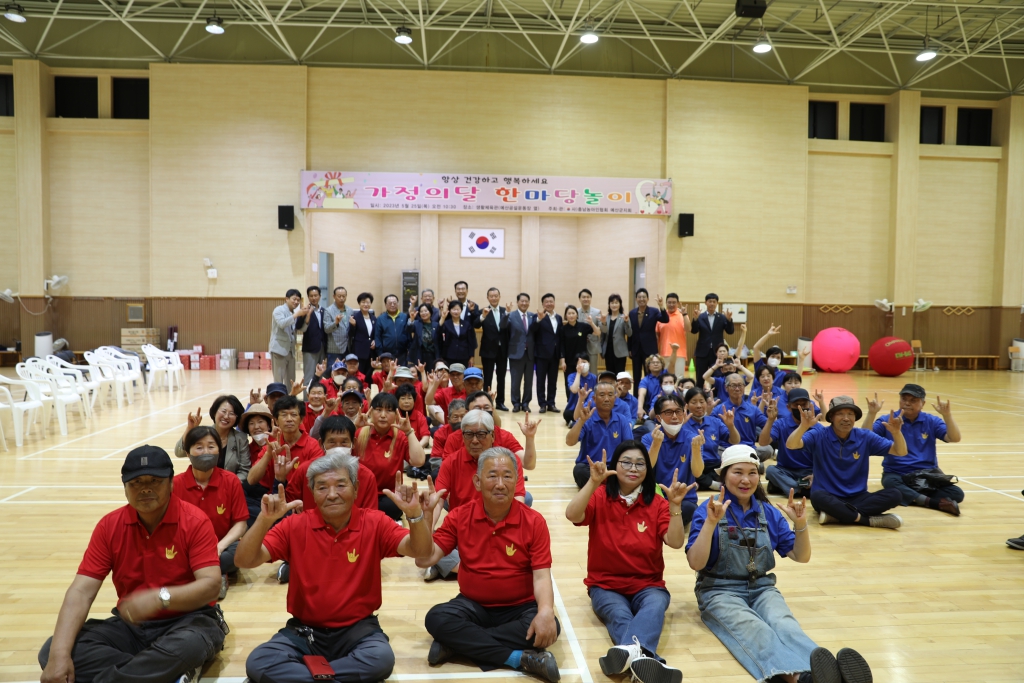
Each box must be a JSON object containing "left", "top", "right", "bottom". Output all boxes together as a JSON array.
[
  {"left": 765, "top": 466, "right": 813, "bottom": 497},
  {"left": 880, "top": 471, "right": 965, "bottom": 506},
  {"left": 696, "top": 581, "right": 816, "bottom": 682},
  {"left": 589, "top": 586, "right": 671, "bottom": 660}
]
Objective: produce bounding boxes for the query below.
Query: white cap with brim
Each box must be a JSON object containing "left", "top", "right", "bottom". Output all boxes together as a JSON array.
[
  {"left": 715, "top": 444, "right": 760, "bottom": 475},
  {"left": 616, "top": 372, "right": 633, "bottom": 382}
]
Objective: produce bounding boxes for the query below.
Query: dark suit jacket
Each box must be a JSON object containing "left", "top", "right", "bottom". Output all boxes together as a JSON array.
[
  {"left": 406, "top": 319, "right": 440, "bottom": 364},
  {"left": 507, "top": 309, "right": 536, "bottom": 360},
  {"left": 475, "top": 307, "right": 510, "bottom": 359},
  {"left": 348, "top": 313, "right": 377, "bottom": 360},
  {"left": 440, "top": 318, "right": 477, "bottom": 360},
  {"left": 691, "top": 311, "right": 735, "bottom": 358},
  {"left": 627, "top": 306, "right": 668, "bottom": 358},
  {"left": 531, "top": 313, "right": 563, "bottom": 360},
  {"left": 298, "top": 306, "right": 326, "bottom": 354}
]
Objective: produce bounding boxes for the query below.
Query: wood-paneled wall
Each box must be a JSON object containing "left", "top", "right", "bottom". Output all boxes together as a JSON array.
[
  {"left": 50, "top": 297, "right": 151, "bottom": 350},
  {"left": 0, "top": 304, "right": 19, "bottom": 347},
  {"left": 151, "top": 298, "right": 281, "bottom": 353}
]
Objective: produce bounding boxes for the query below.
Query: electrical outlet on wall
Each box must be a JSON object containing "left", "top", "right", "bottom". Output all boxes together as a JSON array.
[{"left": 786, "top": 286, "right": 797, "bottom": 295}]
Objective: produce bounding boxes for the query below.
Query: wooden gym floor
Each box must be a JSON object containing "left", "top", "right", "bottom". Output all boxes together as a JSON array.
[{"left": 1, "top": 368, "right": 1023, "bottom": 683}]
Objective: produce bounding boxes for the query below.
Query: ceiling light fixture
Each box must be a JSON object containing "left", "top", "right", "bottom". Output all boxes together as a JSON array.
[
  {"left": 4, "top": 4, "right": 26, "bottom": 22},
  {"left": 580, "top": 24, "right": 598, "bottom": 44},
  {"left": 395, "top": 26, "right": 413, "bottom": 44},
  {"left": 205, "top": 14, "right": 225, "bottom": 34},
  {"left": 916, "top": 7, "right": 936, "bottom": 61},
  {"left": 753, "top": 28, "right": 771, "bottom": 53}
]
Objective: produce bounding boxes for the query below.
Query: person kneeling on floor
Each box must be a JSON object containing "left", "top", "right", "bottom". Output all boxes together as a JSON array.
[
  {"left": 238, "top": 451, "right": 441, "bottom": 683},
  {"left": 39, "top": 446, "right": 226, "bottom": 683},
  {"left": 423, "top": 447, "right": 562, "bottom": 682}
]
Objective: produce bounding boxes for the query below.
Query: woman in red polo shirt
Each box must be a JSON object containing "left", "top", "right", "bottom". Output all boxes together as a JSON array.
[
  {"left": 355, "top": 391, "right": 426, "bottom": 520},
  {"left": 565, "top": 441, "right": 694, "bottom": 683}
]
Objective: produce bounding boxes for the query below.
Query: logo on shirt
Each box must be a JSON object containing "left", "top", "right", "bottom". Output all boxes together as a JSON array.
[
  {"left": 637, "top": 521, "right": 648, "bottom": 533},
  {"left": 506, "top": 543, "right": 517, "bottom": 557},
  {"left": 680, "top": 455, "right": 687, "bottom": 463},
  {"left": 921, "top": 433, "right": 928, "bottom": 440},
  {"left": 165, "top": 545, "right": 178, "bottom": 560},
  {"left": 216, "top": 504, "right": 226, "bottom": 515},
  {"left": 347, "top": 549, "right": 359, "bottom": 563},
  {"left": 384, "top": 447, "right": 393, "bottom": 459},
  {"left": 613, "top": 432, "right": 619, "bottom": 438},
  {"left": 711, "top": 435, "right": 717, "bottom": 441},
  {"left": 852, "top": 451, "right": 860, "bottom": 460},
  {"left": 744, "top": 417, "right": 750, "bottom": 423}
]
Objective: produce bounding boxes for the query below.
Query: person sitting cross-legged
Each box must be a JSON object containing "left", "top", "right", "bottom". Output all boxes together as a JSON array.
[
  {"left": 238, "top": 452, "right": 441, "bottom": 683},
  {"left": 567, "top": 379, "right": 635, "bottom": 489},
  {"left": 565, "top": 441, "right": 694, "bottom": 683},
  {"left": 422, "top": 447, "right": 562, "bottom": 682},
  {"left": 711, "top": 373, "right": 773, "bottom": 465},
  {"left": 761, "top": 389, "right": 820, "bottom": 500}
]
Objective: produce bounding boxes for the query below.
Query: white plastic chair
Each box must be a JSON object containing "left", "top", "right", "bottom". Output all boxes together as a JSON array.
[
  {"left": 48, "top": 354, "right": 110, "bottom": 412},
  {"left": 34, "top": 357, "right": 94, "bottom": 419},
  {"left": 96, "top": 347, "right": 142, "bottom": 404},
  {"left": 84, "top": 351, "right": 130, "bottom": 408},
  {"left": 0, "top": 376, "right": 46, "bottom": 447},
  {"left": 143, "top": 345, "right": 171, "bottom": 393},
  {"left": 17, "top": 360, "right": 88, "bottom": 435}
]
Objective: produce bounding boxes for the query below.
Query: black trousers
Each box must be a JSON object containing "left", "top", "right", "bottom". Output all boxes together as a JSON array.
[
  {"left": 378, "top": 494, "right": 402, "bottom": 521},
  {"left": 810, "top": 488, "right": 902, "bottom": 524},
  {"left": 509, "top": 357, "right": 534, "bottom": 407},
  {"left": 39, "top": 607, "right": 225, "bottom": 683},
  {"left": 695, "top": 459, "right": 721, "bottom": 491},
  {"left": 425, "top": 595, "right": 560, "bottom": 667},
  {"left": 605, "top": 350, "right": 627, "bottom": 375},
  {"left": 535, "top": 357, "right": 560, "bottom": 408},
  {"left": 693, "top": 354, "right": 715, "bottom": 387},
  {"left": 631, "top": 355, "right": 646, "bottom": 397},
  {"left": 482, "top": 354, "right": 508, "bottom": 405}
]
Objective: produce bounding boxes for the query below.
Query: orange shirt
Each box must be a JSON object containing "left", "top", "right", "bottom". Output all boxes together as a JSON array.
[{"left": 657, "top": 309, "right": 688, "bottom": 358}]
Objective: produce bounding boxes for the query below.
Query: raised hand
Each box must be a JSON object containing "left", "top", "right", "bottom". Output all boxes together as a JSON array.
[
  {"left": 335, "top": 314, "right": 343, "bottom": 325},
  {"left": 416, "top": 362, "right": 426, "bottom": 376},
  {"left": 768, "top": 323, "right": 782, "bottom": 336},
  {"left": 725, "top": 308, "right": 734, "bottom": 320},
  {"left": 800, "top": 407, "right": 817, "bottom": 429},
  {"left": 600, "top": 311, "right": 607, "bottom": 324},
  {"left": 316, "top": 359, "right": 327, "bottom": 376},
  {"left": 382, "top": 471, "right": 423, "bottom": 518},
  {"left": 799, "top": 346, "right": 812, "bottom": 359},
  {"left": 766, "top": 397, "right": 778, "bottom": 421},
  {"left": 488, "top": 386, "right": 497, "bottom": 403},
  {"left": 739, "top": 323, "right": 747, "bottom": 332},
  {"left": 932, "top": 395, "right": 952, "bottom": 418},
  {"left": 865, "top": 392, "right": 884, "bottom": 413},
  {"left": 274, "top": 444, "right": 298, "bottom": 482},
  {"left": 670, "top": 342, "right": 680, "bottom": 352},
  {"left": 480, "top": 306, "right": 490, "bottom": 319},
  {"left": 680, "top": 304, "right": 688, "bottom": 317},
  {"left": 578, "top": 385, "right": 592, "bottom": 407},
  {"left": 290, "top": 380, "right": 304, "bottom": 396},
  {"left": 661, "top": 468, "right": 697, "bottom": 506},
  {"left": 325, "top": 396, "right": 340, "bottom": 415},
  {"left": 707, "top": 397, "right": 721, "bottom": 411},
  {"left": 576, "top": 357, "right": 586, "bottom": 373},
  {"left": 690, "top": 431, "right": 705, "bottom": 456},
  {"left": 349, "top": 315, "right": 357, "bottom": 327},
  {"left": 813, "top": 389, "right": 826, "bottom": 408},
  {"left": 883, "top": 410, "right": 904, "bottom": 434},
  {"left": 505, "top": 301, "right": 514, "bottom": 314},
  {"left": 779, "top": 488, "right": 808, "bottom": 525},
  {"left": 186, "top": 407, "right": 203, "bottom": 431},
  {"left": 249, "top": 388, "right": 262, "bottom": 405},
  {"left": 650, "top": 424, "right": 665, "bottom": 450},
  {"left": 409, "top": 295, "right": 418, "bottom": 307},
  {"left": 261, "top": 483, "right": 303, "bottom": 522},
  {"left": 417, "top": 475, "right": 448, "bottom": 514},
  {"left": 371, "top": 359, "right": 382, "bottom": 370},
  {"left": 468, "top": 301, "right": 477, "bottom": 312},
  {"left": 706, "top": 488, "right": 732, "bottom": 523},
  {"left": 578, "top": 403, "right": 595, "bottom": 424},
  {"left": 396, "top": 413, "right": 413, "bottom": 434},
  {"left": 355, "top": 410, "right": 370, "bottom": 429},
  {"left": 587, "top": 449, "right": 612, "bottom": 485},
  {"left": 721, "top": 408, "right": 735, "bottom": 428},
  {"left": 518, "top": 412, "right": 541, "bottom": 438},
  {"left": 655, "top": 294, "right": 665, "bottom": 309}
]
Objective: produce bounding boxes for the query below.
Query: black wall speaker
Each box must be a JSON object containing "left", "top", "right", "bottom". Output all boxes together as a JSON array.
[
  {"left": 678, "top": 213, "right": 694, "bottom": 238},
  {"left": 735, "top": 0, "right": 767, "bottom": 18},
  {"left": 278, "top": 205, "right": 294, "bottom": 231}
]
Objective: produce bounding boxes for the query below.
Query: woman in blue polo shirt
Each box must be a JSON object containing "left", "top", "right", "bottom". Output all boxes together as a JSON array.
[
  {"left": 687, "top": 445, "right": 874, "bottom": 683},
  {"left": 641, "top": 394, "right": 702, "bottom": 523},
  {"left": 678, "top": 388, "right": 740, "bottom": 491},
  {"left": 749, "top": 365, "right": 786, "bottom": 404}
]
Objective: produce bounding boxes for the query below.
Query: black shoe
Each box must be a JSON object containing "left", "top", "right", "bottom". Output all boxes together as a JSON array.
[
  {"left": 513, "top": 404, "right": 521, "bottom": 413},
  {"left": 538, "top": 406, "right": 547, "bottom": 413},
  {"left": 175, "top": 666, "right": 202, "bottom": 683},
  {"left": 276, "top": 562, "right": 290, "bottom": 584},
  {"left": 836, "top": 648, "right": 871, "bottom": 683},
  {"left": 523, "top": 404, "right": 531, "bottom": 413},
  {"left": 629, "top": 656, "right": 682, "bottom": 683},
  {"left": 520, "top": 650, "right": 559, "bottom": 683},
  {"left": 427, "top": 639, "right": 455, "bottom": 666},
  {"left": 548, "top": 404, "right": 558, "bottom": 412},
  {"left": 1006, "top": 535, "right": 1024, "bottom": 550},
  {"left": 809, "top": 647, "right": 841, "bottom": 683},
  {"left": 496, "top": 403, "right": 510, "bottom": 412}
]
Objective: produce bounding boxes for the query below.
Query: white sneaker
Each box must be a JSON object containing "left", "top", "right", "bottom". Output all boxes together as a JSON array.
[
  {"left": 818, "top": 511, "right": 840, "bottom": 525},
  {"left": 708, "top": 481, "right": 722, "bottom": 491},
  {"left": 868, "top": 513, "right": 903, "bottom": 529},
  {"left": 599, "top": 636, "right": 644, "bottom": 675},
  {"left": 176, "top": 666, "right": 201, "bottom": 683}
]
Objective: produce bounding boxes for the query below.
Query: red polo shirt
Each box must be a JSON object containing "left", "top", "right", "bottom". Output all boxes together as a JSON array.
[
  {"left": 77, "top": 496, "right": 219, "bottom": 619},
  {"left": 433, "top": 424, "right": 455, "bottom": 454},
  {"left": 173, "top": 467, "right": 248, "bottom": 539},
  {"left": 433, "top": 499, "right": 551, "bottom": 608},
  {"left": 253, "top": 432, "right": 324, "bottom": 489},
  {"left": 320, "top": 377, "right": 340, "bottom": 399},
  {"left": 262, "top": 506, "right": 408, "bottom": 628},
  {"left": 404, "top": 410, "right": 430, "bottom": 440},
  {"left": 302, "top": 404, "right": 327, "bottom": 435},
  {"left": 357, "top": 427, "right": 410, "bottom": 496},
  {"left": 574, "top": 488, "right": 670, "bottom": 593},
  {"left": 441, "top": 427, "right": 523, "bottom": 459},
  {"left": 287, "top": 460, "right": 379, "bottom": 513},
  {"left": 435, "top": 448, "right": 526, "bottom": 511},
  {"left": 433, "top": 386, "right": 466, "bottom": 420}
]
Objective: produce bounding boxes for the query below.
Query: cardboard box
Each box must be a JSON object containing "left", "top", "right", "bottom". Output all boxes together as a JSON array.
[
  {"left": 190, "top": 362, "right": 200, "bottom": 370},
  {"left": 236, "top": 359, "right": 251, "bottom": 369}
]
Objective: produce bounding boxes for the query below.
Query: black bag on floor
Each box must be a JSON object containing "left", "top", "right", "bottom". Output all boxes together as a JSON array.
[{"left": 902, "top": 468, "right": 957, "bottom": 494}]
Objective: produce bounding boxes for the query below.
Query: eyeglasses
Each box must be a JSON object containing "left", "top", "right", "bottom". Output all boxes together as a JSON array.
[
  {"left": 659, "top": 409, "right": 685, "bottom": 418},
  {"left": 462, "top": 430, "right": 492, "bottom": 441},
  {"left": 618, "top": 460, "right": 646, "bottom": 471}
]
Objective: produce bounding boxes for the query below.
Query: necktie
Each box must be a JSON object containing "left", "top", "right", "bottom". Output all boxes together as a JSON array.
[
  {"left": 522, "top": 312, "right": 528, "bottom": 331},
  {"left": 638, "top": 309, "right": 645, "bottom": 327}
]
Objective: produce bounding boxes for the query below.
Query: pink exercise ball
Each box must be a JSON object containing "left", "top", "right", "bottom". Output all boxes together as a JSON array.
[
  {"left": 811, "top": 327, "right": 861, "bottom": 373},
  {"left": 869, "top": 336, "right": 914, "bottom": 377}
]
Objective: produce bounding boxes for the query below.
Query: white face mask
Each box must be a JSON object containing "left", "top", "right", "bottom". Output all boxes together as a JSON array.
[
  {"left": 252, "top": 432, "right": 270, "bottom": 446},
  {"left": 661, "top": 422, "right": 682, "bottom": 436},
  {"left": 662, "top": 384, "right": 675, "bottom": 393},
  {"left": 333, "top": 375, "right": 345, "bottom": 386},
  {"left": 581, "top": 362, "right": 590, "bottom": 375},
  {"left": 767, "top": 357, "right": 781, "bottom": 368}
]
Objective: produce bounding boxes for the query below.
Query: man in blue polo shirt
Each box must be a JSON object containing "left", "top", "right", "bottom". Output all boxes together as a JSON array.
[
  {"left": 760, "top": 388, "right": 819, "bottom": 499},
  {"left": 566, "top": 379, "right": 633, "bottom": 488},
  {"left": 711, "top": 373, "right": 771, "bottom": 463},
  {"left": 787, "top": 396, "right": 907, "bottom": 529},
  {"left": 863, "top": 383, "right": 963, "bottom": 516},
  {"left": 641, "top": 393, "right": 700, "bottom": 523}
]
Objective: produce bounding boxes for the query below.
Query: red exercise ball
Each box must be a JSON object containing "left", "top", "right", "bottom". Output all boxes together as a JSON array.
[
  {"left": 811, "top": 327, "right": 861, "bottom": 373},
  {"left": 869, "top": 336, "right": 914, "bottom": 377}
]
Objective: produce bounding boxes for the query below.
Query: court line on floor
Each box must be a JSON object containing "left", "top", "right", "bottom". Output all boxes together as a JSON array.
[
  {"left": 99, "top": 424, "right": 188, "bottom": 459},
  {"left": 0, "top": 486, "right": 37, "bottom": 503},
  {"left": 550, "top": 576, "right": 594, "bottom": 683},
  {"left": 958, "top": 478, "right": 1024, "bottom": 502},
  {"left": 17, "top": 389, "right": 226, "bottom": 460}
]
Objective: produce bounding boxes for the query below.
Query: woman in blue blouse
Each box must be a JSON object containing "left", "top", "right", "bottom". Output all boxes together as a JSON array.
[{"left": 686, "top": 445, "right": 873, "bottom": 683}]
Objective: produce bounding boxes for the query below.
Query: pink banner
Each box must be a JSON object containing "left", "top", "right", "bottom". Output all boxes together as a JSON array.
[{"left": 301, "top": 171, "right": 672, "bottom": 216}]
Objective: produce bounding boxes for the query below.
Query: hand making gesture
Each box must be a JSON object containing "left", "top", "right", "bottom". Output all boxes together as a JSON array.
[
  {"left": 325, "top": 396, "right": 340, "bottom": 415},
  {"left": 315, "top": 358, "right": 327, "bottom": 376},
  {"left": 706, "top": 488, "right": 732, "bottom": 524},
  {"left": 249, "top": 388, "right": 262, "bottom": 405},
  {"left": 660, "top": 468, "right": 698, "bottom": 506},
  {"left": 778, "top": 487, "right": 808, "bottom": 526},
  {"left": 882, "top": 410, "right": 904, "bottom": 434},
  {"left": 273, "top": 443, "right": 298, "bottom": 483},
  {"left": 932, "top": 395, "right": 953, "bottom": 419},
  {"left": 587, "top": 449, "right": 613, "bottom": 485},
  {"left": 261, "top": 483, "right": 303, "bottom": 522},
  {"left": 382, "top": 472, "right": 423, "bottom": 518},
  {"left": 720, "top": 408, "right": 736, "bottom": 429},
  {"left": 865, "top": 392, "right": 884, "bottom": 414},
  {"left": 186, "top": 406, "right": 203, "bottom": 431},
  {"left": 518, "top": 412, "right": 541, "bottom": 438}
]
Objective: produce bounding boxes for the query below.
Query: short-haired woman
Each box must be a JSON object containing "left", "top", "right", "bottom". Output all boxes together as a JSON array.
[{"left": 174, "top": 395, "right": 250, "bottom": 482}]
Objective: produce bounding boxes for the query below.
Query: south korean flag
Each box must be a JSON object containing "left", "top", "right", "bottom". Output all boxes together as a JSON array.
[{"left": 461, "top": 228, "right": 504, "bottom": 258}]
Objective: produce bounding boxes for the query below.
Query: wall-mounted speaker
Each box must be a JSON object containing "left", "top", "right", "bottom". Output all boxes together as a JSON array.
[
  {"left": 278, "top": 205, "right": 294, "bottom": 231},
  {"left": 735, "top": 0, "right": 766, "bottom": 18},
  {"left": 678, "top": 213, "right": 694, "bottom": 238}
]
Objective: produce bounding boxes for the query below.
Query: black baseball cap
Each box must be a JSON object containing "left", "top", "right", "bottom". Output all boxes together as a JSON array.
[
  {"left": 340, "top": 389, "right": 365, "bottom": 402},
  {"left": 598, "top": 371, "right": 617, "bottom": 382},
  {"left": 266, "top": 382, "right": 288, "bottom": 397},
  {"left": 786, "top": 388, "right": 811, "bottom": 405},
  {"left": 899, "top": 383, "right": 926, "bottom": 399},
  {"left": 379, "top": 352, "right": 395, "bottom": 360},
  {"left": 121, "top": 445, "right": 174, "bottom": 483}
]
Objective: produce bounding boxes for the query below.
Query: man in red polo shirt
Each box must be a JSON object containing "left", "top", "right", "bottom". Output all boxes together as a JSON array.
[
  {"left": 426, "top": 363, "right": 468, "bottom": 423},
  {"left": 39, "top": 446, "right": 225, "bottom": 683},
  {"left": 238, "top": 450, "right": 442, "bottom": 683},
  {"left": 288, "top": 415, "right": 378, "bottom": 513},
  {"left": 247, "top": 396, "right": 323, "bottom": 491},
  {"left": 422, "top": 447, "right": 560, "bottom": 682},
  {"left": 441, "top": 391, "right": 538, "bottom": 469}
]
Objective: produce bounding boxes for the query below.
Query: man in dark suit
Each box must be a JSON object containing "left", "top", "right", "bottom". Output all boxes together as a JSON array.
[
  {"left": 627, "top": 288, "right": 669, "bottom": 396},
  {"left": 298, "top": 285, "right": 327, "bottom": 399},
  {"left": 452, "top": 281, "right": 479, "bottom": 326},
  {"left": 532, "top": 293, "right": 563, "bottom": 413},
  {"left": 507, "top": 293, "right": 536, "bottom": 413},
  {"left": 691, "top": 292, "right": 735, "bottom": 381},
  {"left": 474, "top": 287, "right": 510, "bottom": 411}
]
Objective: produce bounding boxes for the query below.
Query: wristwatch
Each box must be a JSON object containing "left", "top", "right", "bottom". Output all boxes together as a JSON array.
[
  {"left": 406, "top": 512, "right": 425, "bottom": 524},
  {"left": 158, "top": 587, "right": 171, "bottom": 609}
]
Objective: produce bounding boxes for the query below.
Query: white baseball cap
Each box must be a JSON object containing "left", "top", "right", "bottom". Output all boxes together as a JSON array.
[
  {"left": 616, "top": 372, "right": 632, "bottom": 382},
  {"left": 714, "top": 444, "right": 760, "bottom": 475}
]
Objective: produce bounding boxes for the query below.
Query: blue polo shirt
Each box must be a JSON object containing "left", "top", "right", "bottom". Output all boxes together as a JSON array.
[
  {"left": 686, "top": 490, "right": 795, "bottom": 569},
  {"left": 582, "top": 392, "right": 639, "bottom": 422},
  {"left": 801, "top": 426, "right": 893, "bottom": 497},
  {"left": 575, "top": 411, "right": 635, "bottom": 464},
  {"left": 712, "top": 396, "right": 767, "bottom": 447},
  {"left": 639, "top": 373, "right": 665, "bottom": 413},
  {"left": 750, "top": 384, "right": 787, "bottom": 403},
  {"left": 871, "top": 410, "right": 947, "bottom": 475},
  {"left": 565, "top": 372, "right": 598, "bottom": 413},
  {"left": 769, "top": 412, "right": 818, "bottom": 470},
  {"left": 679, "top": 416, "right": 731, "bottom": 463},
  {"left": 710, "top": 375, "right": 751, "bottom": 403},
  {"left": 640, "top": 431, "right": 698, "bottom": 503}
]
